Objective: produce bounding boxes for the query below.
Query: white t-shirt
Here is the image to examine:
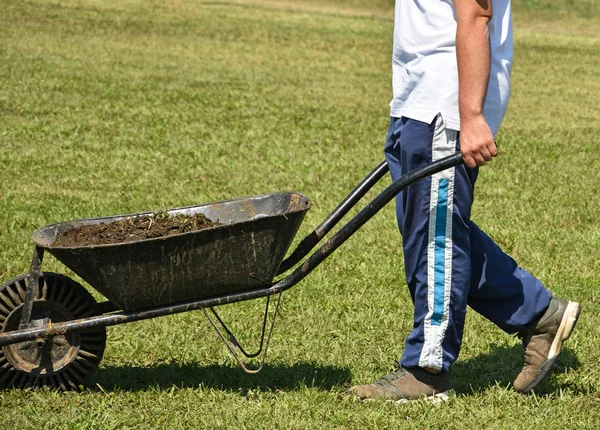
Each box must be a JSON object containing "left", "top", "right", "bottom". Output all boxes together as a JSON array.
[{"left": 390, "top": 0, "right": 513, "bottom": 136}]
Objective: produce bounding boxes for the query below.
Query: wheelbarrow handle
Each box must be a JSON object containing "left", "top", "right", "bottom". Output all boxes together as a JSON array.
[
  {"left": 273, "top": 152, "right": 464, "bottom": 292},
  {"left": 277, "top": 160, "right": 390, "bottom": 274}
]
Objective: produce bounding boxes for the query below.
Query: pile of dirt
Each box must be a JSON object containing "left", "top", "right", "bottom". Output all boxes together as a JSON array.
[{"left": 53, "top": 212, "right": 221, "bottom": 247}]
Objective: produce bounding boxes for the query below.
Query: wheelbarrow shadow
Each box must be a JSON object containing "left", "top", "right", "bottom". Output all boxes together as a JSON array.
[
  {"left": 451, "top": 343, "right": 583, "bottom": 396},
  {"left": 91, "top": 362, "right": 352, "bottom": 393}
]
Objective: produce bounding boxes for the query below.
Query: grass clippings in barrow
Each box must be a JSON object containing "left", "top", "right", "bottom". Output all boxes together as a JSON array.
[{"left": 54, "top": 212, "right": 221, "bottom": 247}]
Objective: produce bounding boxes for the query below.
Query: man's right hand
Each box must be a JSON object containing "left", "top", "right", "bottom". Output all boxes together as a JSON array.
[{"left": 459, "top": 114, "right": 498, "bottom": 168}]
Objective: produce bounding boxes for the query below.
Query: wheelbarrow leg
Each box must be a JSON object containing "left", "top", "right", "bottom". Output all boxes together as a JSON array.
[
  {"left": 202, "top": 293, "right": 283, "bottom": 374},
  {"left": 19, "top": 246, "right": 44, "bottom": 329}
]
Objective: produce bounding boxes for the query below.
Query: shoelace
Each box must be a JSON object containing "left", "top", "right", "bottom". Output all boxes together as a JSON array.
[{"left": 373, "top": 366, "right": 409, "bottom": 387}]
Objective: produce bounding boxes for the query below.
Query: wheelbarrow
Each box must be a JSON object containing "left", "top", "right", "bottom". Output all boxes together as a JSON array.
[{"left": 0, "top": 154, "right": 463, "bottom": 390}]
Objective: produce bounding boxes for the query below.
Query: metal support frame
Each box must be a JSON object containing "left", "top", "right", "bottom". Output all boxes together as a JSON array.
[
  {"left": 18, "top": 246, "right": 44, "bottom": 329},
  {"left": 202, "top": 293, "right": 282, "bottom": 374}
]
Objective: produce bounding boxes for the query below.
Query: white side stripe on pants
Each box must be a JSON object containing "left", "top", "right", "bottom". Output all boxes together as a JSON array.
[{"left": 419, "top": 114, "right": 456, "bottom": 371}]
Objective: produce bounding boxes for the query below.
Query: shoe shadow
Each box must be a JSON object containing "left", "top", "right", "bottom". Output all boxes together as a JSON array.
[
  {"left": 90, "top": 361, "right": 352, "bottom": 393},
  {"left": 452, "top": 343, "right": 582, "bottom": 395}
]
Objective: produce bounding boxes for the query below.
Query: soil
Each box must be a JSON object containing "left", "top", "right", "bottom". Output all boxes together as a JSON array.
[{"left": 53, "top": 212, "right": 221, "bottom": 247}]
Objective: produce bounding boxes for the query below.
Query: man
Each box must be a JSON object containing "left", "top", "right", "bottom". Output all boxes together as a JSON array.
[{"left": 349, "top": 0, "right": 581, "bottom": 401}]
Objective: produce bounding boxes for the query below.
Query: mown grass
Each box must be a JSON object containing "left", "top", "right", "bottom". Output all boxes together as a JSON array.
[{"left": 0, "top": 0, "right": 599, "bottom": 428}]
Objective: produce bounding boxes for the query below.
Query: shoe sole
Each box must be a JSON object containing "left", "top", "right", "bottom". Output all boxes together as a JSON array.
[{"left": 519, "top": 301, "right": 581, "bottom": 394}]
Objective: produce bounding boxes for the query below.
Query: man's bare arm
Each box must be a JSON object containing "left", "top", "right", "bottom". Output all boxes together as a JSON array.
[{"left": 454, "top": 0, "right": 498, "bottom": 168}]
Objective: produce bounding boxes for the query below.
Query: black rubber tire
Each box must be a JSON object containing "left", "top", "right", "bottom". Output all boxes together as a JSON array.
[{"left": 0, "top": 272, "right": 106, "bottom": 390}]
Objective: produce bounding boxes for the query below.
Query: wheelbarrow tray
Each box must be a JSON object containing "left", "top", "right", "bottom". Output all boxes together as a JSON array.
[{"left": 32, "top": 192, "right": 311, "bottom": 312}]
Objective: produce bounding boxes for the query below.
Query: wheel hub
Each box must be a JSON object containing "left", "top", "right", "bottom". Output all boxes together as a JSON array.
[{"left": 3, "top": 302, "right": 80, "bottom": 374}]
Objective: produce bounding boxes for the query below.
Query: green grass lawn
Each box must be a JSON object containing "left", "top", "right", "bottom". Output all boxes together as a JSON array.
[{"left": 1, "top": 0, "right": 599, "bottom": 428}]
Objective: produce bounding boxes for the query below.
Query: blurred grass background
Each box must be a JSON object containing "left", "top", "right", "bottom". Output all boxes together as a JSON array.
[{"left": 0, "top": 0, "right": 599, "bottom": 428}]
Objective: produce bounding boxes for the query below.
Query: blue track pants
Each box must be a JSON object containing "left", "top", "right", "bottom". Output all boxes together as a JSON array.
[{"left": 384, "top": 115, "right": 552, "bottom": 372}]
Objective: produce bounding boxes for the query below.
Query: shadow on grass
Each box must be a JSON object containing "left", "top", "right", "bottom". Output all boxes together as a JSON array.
[
  {"left": 91, "top": 362, "right": 351, "bottom": 393},
  {"left": 91, "top": 345, "right": 585, "bottom": 396},
  {"left": 452, "top": 343, "right": 583, "bottom": 395}
]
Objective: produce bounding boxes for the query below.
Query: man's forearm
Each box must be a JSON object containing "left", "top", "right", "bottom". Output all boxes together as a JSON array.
[
  {"left": 454, "top": 0, "right": 492, "bottom": 122},
  {"left": 453, "top": 0, "right": 496, "bottom": 168}
]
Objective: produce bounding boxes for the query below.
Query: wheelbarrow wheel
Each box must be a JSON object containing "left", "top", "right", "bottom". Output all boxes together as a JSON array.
[{"left": 0, "top": 272, "right": 106, "bottom": 390}]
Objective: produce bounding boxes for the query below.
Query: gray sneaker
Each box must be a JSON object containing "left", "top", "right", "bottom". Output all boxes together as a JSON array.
[
  {"left": 348, "top": 366, "right": 452, "bottom": 403},
  {"left": 514, "top": 296, "right": 581, "bottom": 393}
]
